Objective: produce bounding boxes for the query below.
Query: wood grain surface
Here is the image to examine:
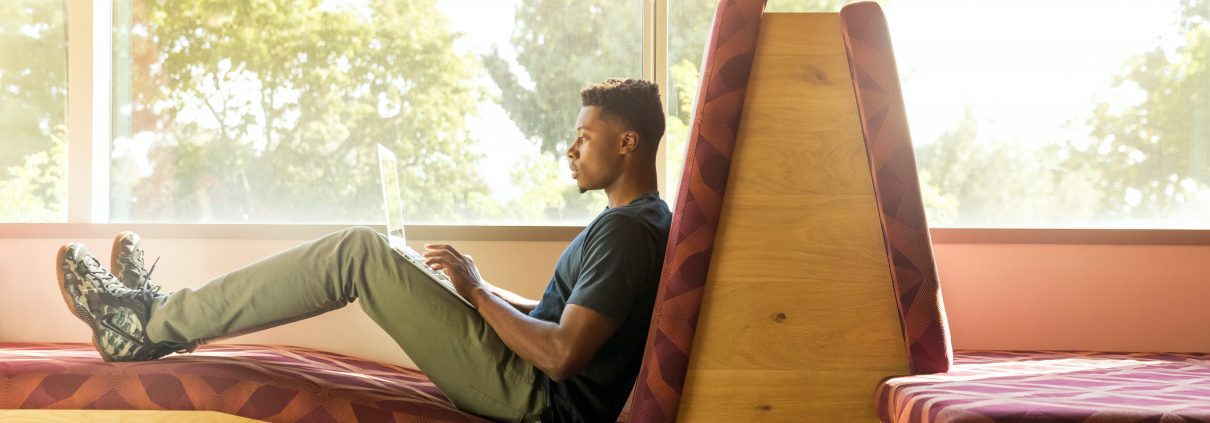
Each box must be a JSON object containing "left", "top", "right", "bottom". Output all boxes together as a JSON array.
[{"left": 677, "top": 13, "right": 910, "bottom": 422}]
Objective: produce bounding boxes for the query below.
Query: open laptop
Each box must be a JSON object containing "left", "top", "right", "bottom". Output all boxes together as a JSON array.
[{"left": 377, "top": 144, "right": 476, "bottom": 309}]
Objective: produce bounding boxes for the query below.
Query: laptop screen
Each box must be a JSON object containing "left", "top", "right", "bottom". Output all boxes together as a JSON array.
[
  {"left": 374, "top": 144, "right": 478, "bottom": 309},
  {"left": 377, "top": 144, "right": 407, "bottom": 250}
]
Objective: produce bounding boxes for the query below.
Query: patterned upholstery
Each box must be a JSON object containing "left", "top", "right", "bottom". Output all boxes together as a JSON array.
[
  {"left": 839, "top": 1, "right": 953, "bottom": 375},
  {"left": 878, "top": 350, "right": 1210, "bottom": 422},
  {"left": 839, "top": 8, "right": 1210, "bottom": 423},
  {"left": 627, "top": 0, "right": 767, "bottom": 421},
  {"left": 0, "top": 342, "right": 483, "bottom": 423}
]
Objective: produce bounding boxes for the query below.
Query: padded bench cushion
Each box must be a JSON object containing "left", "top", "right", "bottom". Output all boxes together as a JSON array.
[
  {"left": 0, "top": 342, "right": 483, "bottom": 422},
  {"left": 877, "top": 350, "right": 1210, "bottom": 422}
]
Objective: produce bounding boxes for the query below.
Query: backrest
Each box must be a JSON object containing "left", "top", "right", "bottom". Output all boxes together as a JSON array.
[
  {"left": 629, "top": 2, "right": 952, "bottom": 421},
  {"left": 627, "top": 1, "right": 768, "bottom": 422},
  {"left": 671, "top": 8, "right": 912, "bottom": 420},
  {"left": 839, "top": 1, "right": 952, "bottom": 375}
]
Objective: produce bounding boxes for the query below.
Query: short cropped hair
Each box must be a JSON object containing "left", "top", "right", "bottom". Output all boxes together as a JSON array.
[{"left": 580, "top": 78, "right": 665, "bottom": 150}]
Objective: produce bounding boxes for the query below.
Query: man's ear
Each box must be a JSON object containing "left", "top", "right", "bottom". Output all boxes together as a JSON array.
[{"left": 619, "top": 131, "right": 639, "bottom": 155}]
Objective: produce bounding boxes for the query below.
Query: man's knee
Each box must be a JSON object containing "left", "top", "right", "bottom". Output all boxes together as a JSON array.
[
  {"left": 337, "top": 226, "right": 386, "bottom": 251},
  {"left": 343, "top": 226, "right": 378, "bottom": 239}
]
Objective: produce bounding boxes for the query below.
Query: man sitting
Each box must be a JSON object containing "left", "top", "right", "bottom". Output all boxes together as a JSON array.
[{"left": 55, "top": 78, "right": 671, "bottom": 422}]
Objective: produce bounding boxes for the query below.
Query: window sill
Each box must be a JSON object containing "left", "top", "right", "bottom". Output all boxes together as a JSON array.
[{"left": 929, "top": 228, "right": 1210, "bottom": 245}]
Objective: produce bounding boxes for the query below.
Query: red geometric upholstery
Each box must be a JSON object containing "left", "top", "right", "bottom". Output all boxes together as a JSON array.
[
  {"left": 627, "top": 0, "right": 767, "bottom": 421},
  {"left": 878, "top": 350, "right": 1210, "bottom": 422},
  {"left": 839, "top": 1, "right": 953, "bottom": 375},
  {"left": 0, "top": 342, "right": 483, "bottom": 422}
]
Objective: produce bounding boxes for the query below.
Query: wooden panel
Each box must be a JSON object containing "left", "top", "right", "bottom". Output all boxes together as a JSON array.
[
  {"left": 690, "top": 281, "right": 906, "bottom": 370},
  {"left": 728, "top": 55, "right": 870, "bottom": 196},
  {"left": 679, "top": 370, "right": 897, "bottom": 422},
  {"left": 678, "top": 13, "right": 909, "bottom": 422},
  {"left": 707, "top": 195, "right": 890, "bottom": 284},
  {"left": 754, "top": 14, "right": 848, "bottom": 57}
]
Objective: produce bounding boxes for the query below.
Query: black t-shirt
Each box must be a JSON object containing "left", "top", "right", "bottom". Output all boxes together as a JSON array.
[{"left": 528, "top": 192, "right": 671, "bottom": 422}]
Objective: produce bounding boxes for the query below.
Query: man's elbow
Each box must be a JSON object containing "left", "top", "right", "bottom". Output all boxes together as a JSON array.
[{"left": 543, "top": 351, "right": 587, "bottom": 383}]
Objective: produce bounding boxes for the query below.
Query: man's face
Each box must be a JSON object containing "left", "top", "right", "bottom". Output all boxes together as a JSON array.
[{"left": 568, "top": 106, "right": 627, "bottom": 193}]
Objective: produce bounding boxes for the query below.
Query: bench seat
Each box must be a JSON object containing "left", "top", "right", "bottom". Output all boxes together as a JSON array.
[
  {"left": 878, "top": 350, "right": 1210, "bottom": 422},
  {"left": 0, "top": 342, "right": 484, "bottom": 422}
]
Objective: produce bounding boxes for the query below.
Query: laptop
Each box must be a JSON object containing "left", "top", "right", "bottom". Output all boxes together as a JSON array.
[{"left": 377, "top": 144, "right": 476, "bottom": 309}]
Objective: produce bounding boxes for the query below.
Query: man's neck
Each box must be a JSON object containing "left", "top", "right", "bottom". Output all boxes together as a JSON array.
[{"left": 604, "top": 167, "right": 658, "bottom": 208}]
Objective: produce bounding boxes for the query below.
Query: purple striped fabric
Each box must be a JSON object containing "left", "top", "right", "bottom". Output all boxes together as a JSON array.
[
  {"left": 627, "top": 0, "right": 767, "bottom": 421},
  {"left": 878, "top": 350, "right": 1210, "bottom": 422},
  {"left": 839, "top": 1, "right": 953, "bottom": 375},
  {"left": 0, "top": 342, "right": 483, "bottom": 422}
]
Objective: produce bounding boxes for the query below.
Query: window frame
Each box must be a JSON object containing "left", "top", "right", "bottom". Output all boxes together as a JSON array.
[{"left": 2, "top": 0, "right": 1206, "bottom": 245}]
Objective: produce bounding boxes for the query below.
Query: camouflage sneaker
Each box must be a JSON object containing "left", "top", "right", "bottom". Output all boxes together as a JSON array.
[
  {"left": 111, "top": 231, "right": 164, "bottom": 293},
  {"left": 56, "top": 243, "right": 184, "bottom": 362}
]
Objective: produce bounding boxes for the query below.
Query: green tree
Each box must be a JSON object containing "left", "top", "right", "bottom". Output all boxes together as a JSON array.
[
  {"left": 915, "top": 108, "right": 1102, "bottom": 227},
  {"left": 0, "top": 0, "right": 67, "bottom": 222},
  {"left": 1073, "top": 0, "right": 1210, "bottom": 221},
  {"left": 0, "top": 131, "right": 65, "bottom": 221},
  {"left": 484, "top": 0, "right": 853, "bottom": 214},
  {"left": 118, "top": 0, "right": 489, "bottom": 223},
  {"left": 480, "top": 0, "right": 644, "bottom": 218}
]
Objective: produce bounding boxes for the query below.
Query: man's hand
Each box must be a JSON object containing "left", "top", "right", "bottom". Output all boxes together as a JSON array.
[
  {"left": 423, "top": 244, "right": 619, "bottom": 382},
  {"left": 422, "top": 244, "right": 484, "bottom": 301}
]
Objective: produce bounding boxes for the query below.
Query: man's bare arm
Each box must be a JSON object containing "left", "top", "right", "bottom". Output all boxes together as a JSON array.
[
  {"left": 481, "top": 280, "right": 540, "bottom": 314},
  {"left": 424, "top": 244, "right": 616, "bottom": 382},
  {"left": 470, "top": 289, "right": 614, "bottom": 382}
]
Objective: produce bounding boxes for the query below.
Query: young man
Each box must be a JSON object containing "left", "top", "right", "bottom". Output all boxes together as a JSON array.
[{"left": 55, "top": 78, "right": 670, "bottom": 422}]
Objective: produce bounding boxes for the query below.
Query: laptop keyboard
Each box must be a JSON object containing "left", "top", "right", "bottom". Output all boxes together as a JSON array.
[
  {"left": 384, "top": 241, "right": 475, "bottom": 309},
  {"left": 398, "top": 247, "right": 452, "bottom": 282}
]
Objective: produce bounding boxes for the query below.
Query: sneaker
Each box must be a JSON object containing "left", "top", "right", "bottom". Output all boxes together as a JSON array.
[
  {"left": 56, "top": 243, "right": 184, "bottom": 362},
  {"left": 111, "top": 231, "right": 164, "bottom": 293}
]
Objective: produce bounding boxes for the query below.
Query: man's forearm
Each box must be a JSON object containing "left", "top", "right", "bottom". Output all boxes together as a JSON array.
[
  {"left": 482, "top": 280, "right": 539, "bottom": 314},
  {"left": 468, "top": 287, "right": 573, "bottom": 380}
]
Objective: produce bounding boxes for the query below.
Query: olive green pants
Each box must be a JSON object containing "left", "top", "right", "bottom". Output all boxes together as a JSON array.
[{"left": 144, "top": 227, "right": 547, "bottom": 422}]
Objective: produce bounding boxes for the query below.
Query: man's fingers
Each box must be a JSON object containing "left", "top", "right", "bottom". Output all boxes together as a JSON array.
[
  {"left": 422, "top": 256, "right": 449, "bottom": 272},
  {"left": 421, "top": 245, "right": 474, "bottom": 275},
  {"left": 422, "top": 244, "right": 444, "bottom": 256},
  {"left": 424, "top": 251, "right": 462, "bottom": 270},
  {"left": 422, "top": 247, "right": 452, "bottom": 259},
  {"left": 424, "top": 243, "right": 462, "bottom": 257}
]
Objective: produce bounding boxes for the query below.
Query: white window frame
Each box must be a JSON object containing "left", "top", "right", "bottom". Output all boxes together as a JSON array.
[{"left": 5, "top": 0, "right": 1209, "bottom": 245}]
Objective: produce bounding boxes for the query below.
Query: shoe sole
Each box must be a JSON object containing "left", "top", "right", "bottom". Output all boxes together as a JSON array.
[{"left": 55, "top": 244, "right": 110, "bottom": 361}]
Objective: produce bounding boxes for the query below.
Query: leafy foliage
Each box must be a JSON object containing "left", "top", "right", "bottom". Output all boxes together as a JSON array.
[
  {"left": 1066, "top": 0, "right": 1210, "bottom": 222},
  {"left": 0, "top": 0, "right": 66, "bottom": 222},
  {"left": 114, "top": 0, "right": 487, "bottom": 222},
  {"left": 3, "top": 0, "right": 1207, "bottom": 228}
]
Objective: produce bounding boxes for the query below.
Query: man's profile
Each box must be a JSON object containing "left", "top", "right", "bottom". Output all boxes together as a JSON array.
[{"left": 55, "top": 78, "right": 671, "bottom": 422}]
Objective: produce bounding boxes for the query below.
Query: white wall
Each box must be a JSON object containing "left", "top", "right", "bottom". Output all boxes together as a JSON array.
[{"left": 0, "top": 233, "right": 568, "bottom": 367}]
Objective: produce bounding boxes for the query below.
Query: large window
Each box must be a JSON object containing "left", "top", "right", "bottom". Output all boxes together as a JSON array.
[
  {"left": 0, "top": 1, "right": 67, "bottom": 223},
  {"left": 668, "top": 0, "right": 1210, "bottom": 229},
  {"left": 3, "top": 1, "right": 1207, "bottom": 229},
  {"left": 109, "top": 0, "right": 640, "bottom": 224}
]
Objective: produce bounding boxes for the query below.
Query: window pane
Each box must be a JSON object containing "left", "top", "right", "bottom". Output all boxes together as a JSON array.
[
  {"left": 669, "top": 0, "right": 1210, "bottom": 229},
  {"left": 895, "top": 0, "right": 1210, "bottom": 228},
  {"left": 0, "top": 1, "right": 67, "bottom": 223},
  {"left": 110, "top": 0, "right": 641, "bottom": 224}
]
